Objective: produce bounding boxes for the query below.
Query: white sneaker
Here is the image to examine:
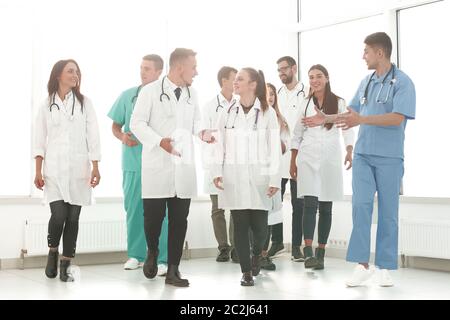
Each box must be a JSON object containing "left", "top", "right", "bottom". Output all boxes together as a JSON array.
[
  {"left": 379, "top": 269, "right": 394, "bottom": 287},
  {"left": 157, "top": 264, "right": 168, "bottom": 276},
  {"left": 124, "top": 258, "right": 140, "bottom": 270},
  {"left": 345, "top": 264, "right": 374, "bottom": 287}
]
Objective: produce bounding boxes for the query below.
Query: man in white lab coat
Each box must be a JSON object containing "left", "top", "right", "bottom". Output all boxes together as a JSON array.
[
  {"left": 272, "top": 56, "right": 307, "bottom": 261},
  {"left": 130, "top": 48, "right": 214, "bottom": 287}
]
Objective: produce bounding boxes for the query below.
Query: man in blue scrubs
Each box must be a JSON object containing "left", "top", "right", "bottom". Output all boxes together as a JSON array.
[
  {"left": 340, "top": 32, "right": 415, "bottom": 287},
  {"left": 302, "top": 32, "right": 415, "bottom": 287}
]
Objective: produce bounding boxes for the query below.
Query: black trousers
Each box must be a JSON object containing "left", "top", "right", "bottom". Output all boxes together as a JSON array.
[
  {"left": 302, "top": 196, "right": 333, "bottom": 245},
  {"left": 47, "top": 200, "right": 82, "bottom": 258},
  {"left": 143, "top": 197, "right": 190, "bottom": 266},
  {"left": 231, "top": 210, "right": 268, "bottom": 273},
  {"left": 268, "top": 178, "right": 304, "bottom": 246}
]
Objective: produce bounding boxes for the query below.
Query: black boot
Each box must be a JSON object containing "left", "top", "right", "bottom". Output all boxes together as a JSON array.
[
  {"left": 59, "top": 259, "right": 74, "bottom": 282},
  {"left": 314, "top": 248, "right": 325, "bottom": 270},
  {"left": 304, "top": 246, "right": 318, "bottom": 269},
  {"left": 45, "top": 250, "right": 58, "bottom": 278},
  {"left": 143, "top": 249, "right": 159, "bottom": 279},
  {"left": 165, "top": 265, "right": 189, "bottom": 287},
  {"left": 251, "top": 255, "right": 261, "bottom": 276},
  {"left": 240, "top": 271, "right": 254, "bottom": 286}
]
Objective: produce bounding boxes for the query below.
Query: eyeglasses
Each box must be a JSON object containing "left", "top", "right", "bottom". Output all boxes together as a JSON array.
[{"left": 277, "top": 65, "right": 291, "bottom": 73}]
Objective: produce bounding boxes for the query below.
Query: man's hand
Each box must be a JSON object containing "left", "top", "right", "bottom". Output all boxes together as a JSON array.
[
  {"left": 199, "top": 129, "right": 217, "bottom": 144},
  {"left": 290, "top": 162, "right": 298, "bottom": 181},
  {"left": 335, "top": 107, "right": 361, "bottom": 130},
  {"left": 302, "top": 106, "right": 326, "bottom": 128},
  {"left": 267, "top": 187, "right": 279, "bottom": 198},
  {"left": 90, "top": 168, "right": 101, "bottom": 188},
  {"left": 213, "top": 177, "right": 224, "bottom": 190},
  {"left": 121, "top": 132, "right": 138, "bottom": 147},
  {"left": 160, "top": 138, "right": 181, "bottom": 157},
  {"left": 34, "top": 173, "right": 45, "bottom": 190}
]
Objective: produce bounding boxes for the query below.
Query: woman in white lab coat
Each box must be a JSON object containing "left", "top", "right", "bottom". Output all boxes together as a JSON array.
[
  {"left": 290, "top": 64, "right": 353, "bottom": 270},
  {"left": 33, "top": 59, "right": 101, "bottom": 282},
  {"left": 213, "top": 68, "right": 281, "bottom": 286}
]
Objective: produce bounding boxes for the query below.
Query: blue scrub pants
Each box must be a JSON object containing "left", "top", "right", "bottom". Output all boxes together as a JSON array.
[
  {"left": 123, "top": 171, "right": 168, "bottom": 264},
  {"left": 346, "top": 154, "right": 403, "bottom": 270}
]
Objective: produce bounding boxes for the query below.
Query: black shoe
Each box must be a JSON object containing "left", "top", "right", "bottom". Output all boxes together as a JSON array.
[
  {"left": 45, "top": 250, "right": 58, "bottom": 278},
  {"left": 143, "top": 249, "right": 159, "bottom": 279},
  {"left": 313, "top": 247, "right": 325, "bottom": 270},
  {"left": 230, "top": 248, "right": 240, "bottom": 263},
  {"left": 165, "top": 265, "right": 189, "bottom": 287},
  {"left": 260, "top": 256, "right": 276, "bottom": 271},
  {"left": 216, "top": 248, "right": 230, "bottom": 262},
  {"left": 240, "top": 271, "right": 254, "bottom": 286},
  {"left": 251, "top": 255, "right": 261, "bottom": 276},
  {"left": 267, "top": 243, "right": 285, "bottom": 257},
  {"left": 291, "top": 246, "right": 305, "bottom": 262},
  {"left": 59, "top": 259, "right": 74, "bottom": 282},
  {"left": 303, "top": 246, "right": 318, "bottom": 269}
]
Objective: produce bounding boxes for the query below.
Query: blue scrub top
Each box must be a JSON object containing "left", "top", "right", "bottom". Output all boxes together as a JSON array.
[
  {"left": 107, "top": 86, "right": 142, "bottom": 172},
  {"left": 349, "top": 65, "right": 416, "bottom": 159}
]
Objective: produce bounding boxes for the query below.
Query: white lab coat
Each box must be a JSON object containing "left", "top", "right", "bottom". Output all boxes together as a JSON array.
[
  {"left": 277, "top": 82, "right": 307, "bottom": 179},
  {"left": 33, "top": 92, "right": 101, "bottom": 206},
  {"left": 201, "top": 93, "right": 234, "bottom": 195},
  {"left": 130, "top": 77, "right": 202, "bottom": 199},
  {"left": 291, "top": 97, "right": 354, "bottom": 201},
  {"left": 212, "top": 98, "right": 282, "bottom": 211}
]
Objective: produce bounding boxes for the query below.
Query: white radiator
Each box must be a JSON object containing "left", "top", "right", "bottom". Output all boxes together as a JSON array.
[
  {"left": 23, "top": 219, "right": 127, "bottom": 256},
  {"left": 400, "top": 218, "right": 450, "bottom": 259}
]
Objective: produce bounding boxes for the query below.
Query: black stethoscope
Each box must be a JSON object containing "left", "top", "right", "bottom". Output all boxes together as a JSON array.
[
  {"left": 131, "top": 86, "right": 142, "bottom": 105},
  {"left": 278, "top": 83, "right": 305, "bottom": 108},
  {"left": 216, "top": 95, "right": 225, "bottom": 112},
  {"left": 49, "top": 92, "right": 76, "bottom": 122},
  {"left": 224, "top": 101, "right": 260, "bottom": 130},
  {"left": 159, "top": 76, "right": 192, "bottom": 104},
  {"left": 361, "top": 63, "right": 396, "bottom": 105}
]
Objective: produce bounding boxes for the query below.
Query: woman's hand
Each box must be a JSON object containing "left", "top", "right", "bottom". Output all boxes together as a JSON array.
[
  {"left": 34, "top": 172, "right": 45, "bottom": 190},
  {"left": 290, "top": 162, "right": 298, "bottom": 181},
  {"left": 90, "top": 168, "right": 101, "bottom": 188},
  {"left": 213, "top": 177, "right": 224, "bottom": 190},
  {"left": 344, "top": 152, "right": 353, "bottom": 170}
]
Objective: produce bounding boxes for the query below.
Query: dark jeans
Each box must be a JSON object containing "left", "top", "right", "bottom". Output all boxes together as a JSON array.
[
  {"left": 303, "top": 196, "right": 333, "bottom": 245},
  {"left": 48, "top": 200, "right": 82, "bottom": 258},
  {"left": 268, "top": 179, "right": 304, "bottom": 246},
  {"left": 231, "top": 210, "right": 268, "bottom": 273},
  {"left": 143, "top": 197, "right": 190, "bottom": 266}
]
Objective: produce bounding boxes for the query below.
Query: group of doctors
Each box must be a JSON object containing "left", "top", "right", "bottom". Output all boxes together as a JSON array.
[{"left": 33, "top": 32, "right": 415, "bottom": 288}]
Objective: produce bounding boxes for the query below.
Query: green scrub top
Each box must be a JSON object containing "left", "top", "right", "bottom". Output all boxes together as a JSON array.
[{"left": 108, "top": 86, "right": 142, "bottom": 172}]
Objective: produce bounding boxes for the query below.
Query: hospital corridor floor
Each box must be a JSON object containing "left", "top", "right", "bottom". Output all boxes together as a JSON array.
[{"left": 0, "top": 255, "right": 449, "bottom": 300}]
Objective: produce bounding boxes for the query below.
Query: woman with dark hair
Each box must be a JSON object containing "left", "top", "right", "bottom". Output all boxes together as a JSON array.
[
  {"left": 290, "top": 64, "right": 354, "bottom": 270},
  {"left": 33, "top": 59, "right": 101, "bottom": 282},
  {"left": 213, "top": 68, "right": 281, "bottom": 286}
]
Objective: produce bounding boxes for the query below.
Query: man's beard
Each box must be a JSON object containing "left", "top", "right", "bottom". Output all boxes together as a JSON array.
[{"left": 281, "top": 74, "right": 293, "bottom": 85}]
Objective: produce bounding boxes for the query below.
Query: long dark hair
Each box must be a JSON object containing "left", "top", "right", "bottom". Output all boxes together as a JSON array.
[
  {"left": 47, "top": 59, "right": 84, "bottom": 108},
  {"left": 266, "top": 83, "right": 289, "bottom": 134},
  {"left": 242, "top": 67, "right": 268, "bottom": 113},
  {"left": 308, "top": 64, "right": 339, "bottom": 130}
]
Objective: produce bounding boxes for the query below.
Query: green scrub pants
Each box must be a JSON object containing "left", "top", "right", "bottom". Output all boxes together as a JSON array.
[{"left": 123, "top": 171, "right": 168, "bottom": 264}]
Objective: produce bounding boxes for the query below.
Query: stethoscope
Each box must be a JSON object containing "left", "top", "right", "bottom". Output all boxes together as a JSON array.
[
  {"left": 224, "top": 101, "right": 260, "bottom": 130},
  {"left": 131, "top": 86, "right": 142, "bottom": 105},
  {"left": 360, "top": 63, "right": 396, "bottom": 105},
  {"left": 278, "top": 83, "right": 305, "bottom": 108},
  {"left": 216, "top": 95, "right": 225, "bottom": 112},
  {"left": 49, "top": 92, "right": 76, "bottom": 124},
  {"left": 159, "top": 76, "right": 192, "bottom": 104}
]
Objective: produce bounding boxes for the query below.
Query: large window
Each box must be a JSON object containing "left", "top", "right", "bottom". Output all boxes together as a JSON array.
[
  {"left": 1, "top": 0, "right": 298, "bottom": 197},
  {"left": 399, "top": 0, "right": 449, "bottom": 197}
]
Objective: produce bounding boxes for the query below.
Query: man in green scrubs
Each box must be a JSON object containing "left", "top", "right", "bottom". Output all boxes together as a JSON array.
[{"left": 108, "top": 54, "right": 168, "bottom": 273}]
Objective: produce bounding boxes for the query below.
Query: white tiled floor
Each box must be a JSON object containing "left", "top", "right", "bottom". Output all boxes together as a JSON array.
[{"left": 1, "top": 254, "right": 450, "bottom": 300}]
